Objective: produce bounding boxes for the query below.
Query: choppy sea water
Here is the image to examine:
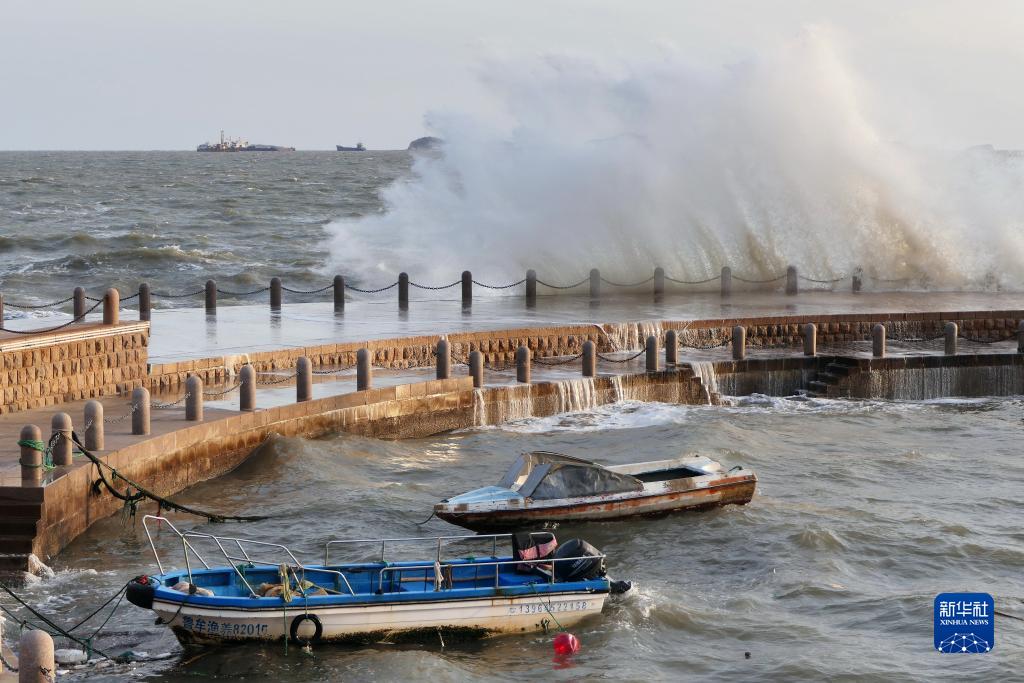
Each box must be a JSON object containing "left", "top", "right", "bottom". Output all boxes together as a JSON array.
[
  {"left": 12, "top": 396, "right": 1021, "bottom": 681},
  {"left": 0, "top": 151, "right": 409, "bottom": 312}
]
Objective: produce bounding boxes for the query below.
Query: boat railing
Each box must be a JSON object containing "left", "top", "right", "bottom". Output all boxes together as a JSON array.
[
  {"left": 142, "top": 515, "right": 355, "bottom": 597},
  {"left": 377, "top": 554, "right": 608, "bottom": 592},
  {"left": 323, "top": 531, "right": 555, "bottom": 565}
]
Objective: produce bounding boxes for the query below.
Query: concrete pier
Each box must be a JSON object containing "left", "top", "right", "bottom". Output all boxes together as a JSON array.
[
  {"left": 516, "top": 345, "right": 531, "bottom": 383},
  {"left": 84, "top": 400, "right": 103, "bottom": 450},
  {"left": 436, "top": 339, "right": 451, "bottom": 380},
  {"left": 139, "top": 283, "right": 152, "bottom": 322},
  {"left": 873, "top": 323, "right": 886, "bottom": 358},
  {"left": 132, "top": 387, "right": 150, "bottom": 435},
  {"left": 239, "top": 365, "right": 256, "bottom": 411},
  {"left": 665, "top": 330, "right": 678, "bottom": 365},
  {"left": 804, "top": 323, "right": 816, "bottom": 356},
  {"left": 50, "top": 413, "right": 72, "bottom": 466},
  {"left": 270, "top": 277, "right": 282, "bottom": 310},
  {"left": 296, "top": 356, "right": 313, "bottom": 402},
  {"left": 732, "top": 325, "right": 746, "bottom": 360},
  {"left": 205, "top": 280, "right": 216, "bottom": 312},
  {"left": 582, "top": 340, "right": 596, "bottom": 377},
  {"left": 334, "top": 275, "right": 345, "bottom": 312},
  {"left": 103, "top": 288, "right": 119, "bottom": 325},
  {"left": 646, "top": 335, "right": 659, "bottom": 372}
]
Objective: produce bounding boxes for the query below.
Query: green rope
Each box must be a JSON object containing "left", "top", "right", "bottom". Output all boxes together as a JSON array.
[
  {"left": 16, "top": 438, "right": 54, "bottom": 470},
  {"left": 528, "top": 582, "right": 566, "bottom": 633}
]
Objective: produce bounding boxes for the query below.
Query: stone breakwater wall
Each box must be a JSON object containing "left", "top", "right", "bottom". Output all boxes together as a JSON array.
[
  {"left": 145, "top": 311, "right": 1022, "bottom": 390},
  {"left": 0, "top": 323, "right": 148, "bottom": 415}
]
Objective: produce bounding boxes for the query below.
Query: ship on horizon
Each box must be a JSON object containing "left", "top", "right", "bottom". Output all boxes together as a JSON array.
[
  {"left": 197, "top": 130, "right": 294, "bottom": 152},
  {"left": 336, "top": 142, "right": 366, "bottom": 152}
]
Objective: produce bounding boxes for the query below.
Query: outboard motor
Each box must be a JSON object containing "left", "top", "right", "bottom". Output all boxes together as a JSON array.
[{"left": 552, "top": 538, "right": 606, "bottom": 582}]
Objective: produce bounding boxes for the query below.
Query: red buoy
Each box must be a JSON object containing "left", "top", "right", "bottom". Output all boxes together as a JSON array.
[{"left": 553, "top": 632, "right": 581, "bottom": 655}]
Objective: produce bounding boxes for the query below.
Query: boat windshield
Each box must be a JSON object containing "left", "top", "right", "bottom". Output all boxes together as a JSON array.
[{"left": 499, "top": 451, "right": 643, "bottom": 499}]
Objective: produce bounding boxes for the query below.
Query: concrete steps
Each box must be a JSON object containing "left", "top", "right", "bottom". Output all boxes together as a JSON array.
[{"left": 805, "top": 357, "right": 861, "bottom": 398}]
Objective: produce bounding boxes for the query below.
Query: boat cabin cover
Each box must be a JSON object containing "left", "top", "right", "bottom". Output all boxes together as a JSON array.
[{"left": 499, "top": 452, "right": 644, "bottom": 499}]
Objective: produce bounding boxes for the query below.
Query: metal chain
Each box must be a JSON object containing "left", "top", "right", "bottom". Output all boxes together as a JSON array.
[
  {"left": 409, "top": 280, "right": 460, "bottom": 290},
  {"left": 281, "top": 284, "right": 334, "bottom": 295},
  {"left": 151, "top": 287, "right": 205, "bottom": 298},
  {"left": 664, "top": 274, "right": 720, "bottom": 285},
  {"left": 958, "top": 334, "right": 1012, "bottom": 345},
  {"left": 599, "top": 275, "right": 655, "bottom": 287},
  {"left": 256, "top": 372, "right": 296, "bottom": 385},
  {"left": 4, "top": 295, "right": 75, "bottom": 309},
  {"left": 0, "top": 298, "right": 104, "bottom": 335},
  {"left": 152, "top": 393, "right": 190, "bottom": 409},
  {"left": 104, "top": 402, "right": 138, "bottom": 424},
  {"left": 799, "top": 274, "right": 848, "bottom": 284},
  {"left": 596, "top": 349, "right": 646, "bottom": 363},
  {"left": 536, "top": 277, "right": 589, "bottom": 290},
  {"left": 731, "top": 273, "right": 787, "bottom": 283},
  {"left": 679, "top": 339, "right": 731, "bottom": 350},
  {"left": 532, "top": 352, "right": 585, "bottom": 366},
  {"left": 472, "top": 278, "right": 527, "bottom": 290},
  {"left": 312, "top": 364, "right": 357, "bottom": 375},
  {"left": 348, "top": 282, "right": 398, "bottom": 293},
  {"left": 217, "top": 286, "right": 271, "bottom": 297},
  {"left": 203, "top": 381, "right": 243, "bottom": 397}
]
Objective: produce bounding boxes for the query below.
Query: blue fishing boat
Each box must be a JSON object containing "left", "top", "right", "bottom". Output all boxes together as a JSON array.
[{"left": 127, "top": 516, "right": 625, "bottom": 645}]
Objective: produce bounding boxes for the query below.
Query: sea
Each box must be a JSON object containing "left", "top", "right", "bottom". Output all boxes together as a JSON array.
[{"left": 0, "top": 152, "right": 1021, "bottom": 681}]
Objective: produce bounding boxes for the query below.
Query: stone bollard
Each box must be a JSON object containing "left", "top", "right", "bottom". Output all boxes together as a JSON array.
[
  {"left": 654, "top": 267, "right": 665, "bottom": 300},
  {"left": 872, "top": 323, "right": 886, "bottom": 358},
  {"left": 138, "top": 283, "right": 152, "bottom": 322},
  {"left": 645, "top": 335, "right": 659, "bottom": 372},
  {"left": 186, "top": 375, "right": 204, "bottom": 421},
  {"left": 1019, "top": 320, "right": 1024, "bottom": 353},
  {"left": 205, "top": 280, "right": 217, "bottom": 312},
  {"left": 582, "top": 340, "right": 596, "bottom": 377},
  {"left": 786, "top": 266, "right": 798, "bottom": 295},
  {"left": 20, "top": 424, "right": 42, "bottom": 482},
  {"left": 50, "top": 413, "right": 73, "bottom": 466},
  {"left": 357, "top": 348, "right": 372, "bottom": 390},
  {"left": 589, "top": 269, "right": 600, "bottom": 299},
  {"left": 132, "top": 387, "right": 150, "bottom": 436},
  {"left": 469, "top": 350, "right": 483, "bottom": 388},
  {"left": 804, "top": 323, "right": 817, "bottom": 356},
  {"left": 732, "top": 325, "right": 746, "bottom": 361},
  {"left": 398, "top": 272, "right": 409, "bottom": 310},
  {"left": 296, "top": 356, "right": 313, "bottom": 402},
  {"left": 19, "top": 629, "right": 56, "bottom": 683},
  {"left": 516, "top": 345, "right": 531, "bottom": 384},
  {"left": 239, "top": 365, "right": 256, "bottom": 411},
  {"left": 944, "top": 322, "right": 958, "bottom": 356},
  {"left": 84, "top": 400, "right": 104, "bottom": 450},
  {"left": 103, "top": 288, "right": 119, "bottom": 325},
  {"left": 525, "top": 269, "right": 537, "bottom": 307},
  {"left": 73, "top": 286, "right": 86, "bottom": 320},
  {"left": 0, "top": 292, "right": 4, "bottom": 329},
  {"left": 461, "top": 271, "right": 472, "bottom": 308},
  {"left": 270, "top": 277, "right": 282, "bottom": 310},
  {"left": 333, "top": 275, "right": 345, "bottom": 312},
  {"left": 721, "top": 266, "right": 732, "bottom": 297},
  {"left": 436, "top": 339, "right": 451, "bottom": 379},
  {"left": 665, "top": 329, "right": 678, "bottom": 365},
  {"left": 852, "top": 267, "right": 863, "bottom": 293}
]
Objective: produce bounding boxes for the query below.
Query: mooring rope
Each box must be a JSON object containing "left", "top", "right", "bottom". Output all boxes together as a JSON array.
[{"left": 69, "top": 432, "right": 266, "bottom": 523}]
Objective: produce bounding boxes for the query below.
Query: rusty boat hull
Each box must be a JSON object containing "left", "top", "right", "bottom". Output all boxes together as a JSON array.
[{"left": 435, "top": 454, "right": 757, "bottom": 532}]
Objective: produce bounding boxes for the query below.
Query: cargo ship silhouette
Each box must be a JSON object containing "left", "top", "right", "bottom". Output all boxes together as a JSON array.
[{"left": 336, "top": 143, "right": 366, "bottom": 151}]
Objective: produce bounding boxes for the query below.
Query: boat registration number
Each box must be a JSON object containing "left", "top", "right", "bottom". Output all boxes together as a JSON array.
[{"left": 509, "top": 600, "right": 589, "bottom": 615}]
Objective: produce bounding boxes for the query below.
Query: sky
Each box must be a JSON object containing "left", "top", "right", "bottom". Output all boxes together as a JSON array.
[{"left": 1, "top": 0, "right": 1023, "bottom": 150}]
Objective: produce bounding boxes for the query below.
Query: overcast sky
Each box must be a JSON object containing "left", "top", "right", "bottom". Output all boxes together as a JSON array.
[{"left": 2, "top": 0, "right": 1023, "bottom": 150}]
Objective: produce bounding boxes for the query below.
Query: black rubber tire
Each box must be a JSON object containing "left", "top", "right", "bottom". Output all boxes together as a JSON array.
[{"left": 289, "top": 614, "right": 323, "bottom": 644}]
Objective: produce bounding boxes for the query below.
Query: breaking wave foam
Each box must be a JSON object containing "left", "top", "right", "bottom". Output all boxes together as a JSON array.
[{"left": 328, "top": 29, "right": 1024, "bottom": 290}]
